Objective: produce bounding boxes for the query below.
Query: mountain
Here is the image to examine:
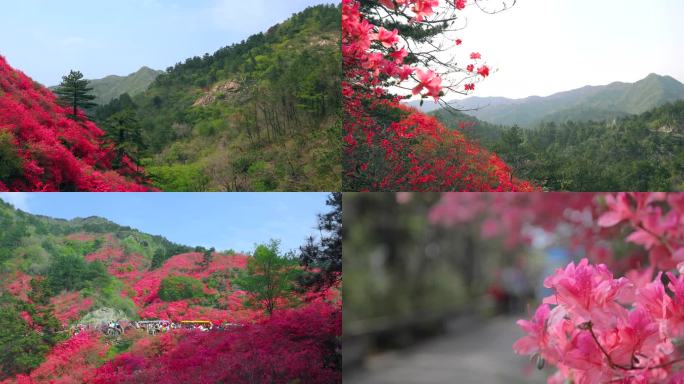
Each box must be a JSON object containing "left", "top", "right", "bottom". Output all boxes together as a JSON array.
[
  {"left": 86, "top": 67, "right": 163, "bottom": 104},
  {"left": 95, "top": 4, "right": 342, "bottom": 192},
  {"left": 0, "top": 56, "right": 150, "bottom": 191},
  {"left": 49, "top": 67, "right": 162, "bottom": 105},
  {"left": 0, "top": 199, "right": 341, "bottom": 383},
  {"left": 411, "top": 74, "right": 684, "bottom": 127}
]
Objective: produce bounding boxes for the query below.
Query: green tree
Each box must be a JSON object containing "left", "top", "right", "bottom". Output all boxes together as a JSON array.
[
  {"left": 299, "top": 192, "right": 342, "bottom": 289},
  {"left": 234, "top": 240, "right": 301, "bottom": 315},
  {"left": 199, "top": 247, "right": 215, "bottom": 268},
  {"left": 0, "top": 294, "right": 63, "bottom": 379},
  {"left": 103, "top": 110, "right": 146, "bottom": 169},
  {"left": 158, "top": 275, "right": 205, "bottom": 301},
  {"left": 54, "top": 70, "right": 97, "bottom": 119}
]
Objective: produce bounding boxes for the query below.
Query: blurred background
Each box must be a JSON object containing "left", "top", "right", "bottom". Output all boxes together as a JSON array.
[{"left": 342, "top": 193, "right": 583, "bottom": 384}]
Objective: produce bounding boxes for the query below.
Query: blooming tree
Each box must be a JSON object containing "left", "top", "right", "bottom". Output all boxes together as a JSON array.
[{"left": 343, "top": 0, "right": 533, "bottom": 191}]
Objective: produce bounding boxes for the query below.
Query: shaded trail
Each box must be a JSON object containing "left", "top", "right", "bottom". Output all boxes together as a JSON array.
[{"left": 344, "top": 316, "right": 548, "bottom": 384}]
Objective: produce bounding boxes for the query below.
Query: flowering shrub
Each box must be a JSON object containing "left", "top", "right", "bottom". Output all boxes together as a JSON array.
[
  {"left": 92, "top": 302, "right": 341, "bottom": 384},
  {"left": 421, "top": 192, "right": 684, "bottom": 381},
  {"left": 7, "top": 332, "right": 106, "bottom": 384},
  {"left": 506, "top": 193, "right": 684, "bottom": 383},
  {"left": 0, "top": 56, "right": 150, "bottom": 191},
  {"left": 342, "top": 0, "right": 533, "bottom": 191},
  {"left": 50, "top": 292, "right": 94, "bottom": 326}
]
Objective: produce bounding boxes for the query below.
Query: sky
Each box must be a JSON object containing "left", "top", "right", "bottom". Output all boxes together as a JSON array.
[
  {"left": 0, "top": 0, "right": 333, "bottom": 86},
  {"left": 0, "top": 193, "right": 330, "bottom": 254},
  {"left": 432, "top": 0, "right": 684, "bottom": 99}
]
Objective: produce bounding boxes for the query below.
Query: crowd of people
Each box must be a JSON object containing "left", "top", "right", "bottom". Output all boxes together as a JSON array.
[{"left": 71, "top": 320, "right": 243, "bottom": 337}]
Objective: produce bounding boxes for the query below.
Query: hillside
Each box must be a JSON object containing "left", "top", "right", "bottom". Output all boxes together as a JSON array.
[
  {"left": 95, "top": 4, "right": 342, "bottom": 191},
  {"left": 434, "top": 101, "right": 684, "bottom": 191},
  {"left": 413, "top": 74, "right": 684, "bottom": 127},
  {"left": 0, "top": 56, "right": 150, "bottom": 191},
  {"left": 0, "top": 199, "right": 341, "bottom": 383},
  {"left": 86, "top": 67, "right": 163, "bottom": 105}
]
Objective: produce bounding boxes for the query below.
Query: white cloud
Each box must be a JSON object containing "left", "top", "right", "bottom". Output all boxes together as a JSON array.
[{"left": 0, "top": 193, "right": 30, "bottom": 211}]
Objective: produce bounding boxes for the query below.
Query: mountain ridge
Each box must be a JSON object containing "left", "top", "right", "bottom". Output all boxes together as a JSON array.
[
  {"left": 409, "top": 73, "right": 684, "bottom": 127},
  {"left": 50, "top": 66, "right": 163, "bottom": 105}
]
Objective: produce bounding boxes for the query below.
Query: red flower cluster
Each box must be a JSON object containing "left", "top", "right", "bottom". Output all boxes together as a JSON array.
[
  {"left": 0, "top": 56, "right": 150, "bottom": 191},
  {"left": 7, "top": 331, "right": 106, "bottom": 384},
  {"left": 91, "top": 303, "right": 341, "bottom": 384},
  {"left": 50, "top": 292, "right": 95, "bottom": 326},
  {"left": 342, "top": 0, "right": 534, "bottom": 191}
]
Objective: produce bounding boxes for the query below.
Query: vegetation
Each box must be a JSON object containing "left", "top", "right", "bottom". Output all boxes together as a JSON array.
[
  {"left": 434, "top": 101, "right": 684, "bottom": 191},
  {"left": 436, "top": 73, "right": 684, "bottom": 127},
  {"left": 86, "top": 67, "right": 163, "bottom": 105},
  {"left": 299, "top": 192, "right": 342, "bottom": 289},
  {"left": 234, "top": 241, "right": 301, "bottom": 315},
  {"left": 54, "top": 70, "right": 97, "bottom": 119},
  {"left": 94, "top": 4, "right": 342, "bottom": 191},
  {"left": 0, "top": 57, "right": 150, "bottom": 191},
  {"left": 158, "top": 275, "right": 206, "bottom": 302}
]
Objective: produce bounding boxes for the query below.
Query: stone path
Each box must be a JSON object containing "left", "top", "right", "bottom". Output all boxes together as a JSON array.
[{"left": 344, "top": 316, "right": 549, "bottom": 384}]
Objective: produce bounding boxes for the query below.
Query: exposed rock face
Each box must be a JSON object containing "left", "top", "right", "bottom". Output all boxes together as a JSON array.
[
  {"left": 193, "top": 80, "right": 241, "bottom": 107},
  {"left": 79, "top": 307, "right": 129, "bottom": 325}
]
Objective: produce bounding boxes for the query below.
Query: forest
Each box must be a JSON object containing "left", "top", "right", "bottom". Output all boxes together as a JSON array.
[
  {"left": 0, "top": 194, "right": 342, "bottom": 383},
  {"left": 93, "top": 4, "right": 341, "bottom": 192},
  {"left": 433, "top": 101, "right": 684, "bottom": 191}
]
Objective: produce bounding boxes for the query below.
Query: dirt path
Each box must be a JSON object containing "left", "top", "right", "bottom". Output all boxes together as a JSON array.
[{"left": 344, "top": 316, "right": 549, "bottom": 384}]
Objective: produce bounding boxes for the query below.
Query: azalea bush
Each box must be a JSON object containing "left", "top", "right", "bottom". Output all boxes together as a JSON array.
[
  {"left": 425, "top": 192, "right": 684, "bottom": 382},
  {"left": 91, "top": 302, "right": 341, "bottom": 384},
  {"left": 0, "top": 56, "right": 150, "bottom": 191},
  {"left": 342, "top": 0, "right": 533, "bottom": 191}
]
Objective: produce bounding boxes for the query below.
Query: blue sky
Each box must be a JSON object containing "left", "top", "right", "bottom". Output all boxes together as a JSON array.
[
  {"left": 0, "top": 0, "right": 334, "bottom": 86},
  {"left": 0, "top": 193, "right": 330, "bottom": 254}
]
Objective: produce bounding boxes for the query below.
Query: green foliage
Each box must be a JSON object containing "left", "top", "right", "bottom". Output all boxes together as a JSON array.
[
  {"left": 0, "top": 130, "right": 23, "bottom": 185},
  {"left": 87, "top": 67, "right": 163, "bottom": 105},
  {"left": 144, "top": 163, "right": 211, "bottom": 192},
  {"left": 436, "top": 100, "right": 684, "bottom": 191},
  {"left": 94, "top": 4, "right": 342, "bottom": 191},
  {"left": 158, "top": 275, "right": 206, "bottom": 302},
  {"left": 0, "top": 294, "right": 64, "bottom": 379},
  {"left": 233, "top": 240, "right": 301, "bottom": 315},
  {"left": 46, "top": 251, "right": 110, "bottom": 293},
  {"left": 447, "top": 73, "right": 684, "bottom": 128},
  {"left": 102, "top": 109, "right": 146, "bottom": 168},
  {"left": 54, "top": 70, "right": 97, "bottom": 118},
  {"left": 299, "top": 193, "right": 342, "bottom": 289}
]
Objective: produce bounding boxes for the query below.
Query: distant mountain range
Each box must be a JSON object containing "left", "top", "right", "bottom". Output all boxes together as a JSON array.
[
  {"left": 408, "top": 74, "right": 684, "bottom": 127},
  {"left": 50, "top": 66, "right": 163, "bottom": 105}
]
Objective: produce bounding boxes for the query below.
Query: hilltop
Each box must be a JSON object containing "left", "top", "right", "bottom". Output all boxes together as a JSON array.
[
  {"left": 85, "top": 67, "right": 163, "bottom": 105},
  {"left": 412, "top": 74, "right": 684, "bottom": 127}
]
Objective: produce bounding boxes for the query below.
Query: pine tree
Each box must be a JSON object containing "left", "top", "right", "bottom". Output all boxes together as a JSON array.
[
  {"left": 54, "top": 70, "right": 97, "bottom": 119},
  {"left": 103, "top": 110, "right": 145, "bottom": 169},
  {"left": 299, "top": 192, "right": 342, "bottom": 289}
]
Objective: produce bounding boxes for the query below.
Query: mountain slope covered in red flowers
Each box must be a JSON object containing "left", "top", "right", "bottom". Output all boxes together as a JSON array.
[
  {"left": 0, "top": 56, "right": 149, "bottom": 191},
  {"left": 0, "top": 201, "right": 341, "bottom": 383}
]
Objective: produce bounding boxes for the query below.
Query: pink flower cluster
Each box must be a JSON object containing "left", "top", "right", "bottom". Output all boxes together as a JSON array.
[
  {"left": 343, "top": 0, "right": 487, "bottom": 101},
  {"left": 515, "top": 258, "right": 684, "bottom": 383}
]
